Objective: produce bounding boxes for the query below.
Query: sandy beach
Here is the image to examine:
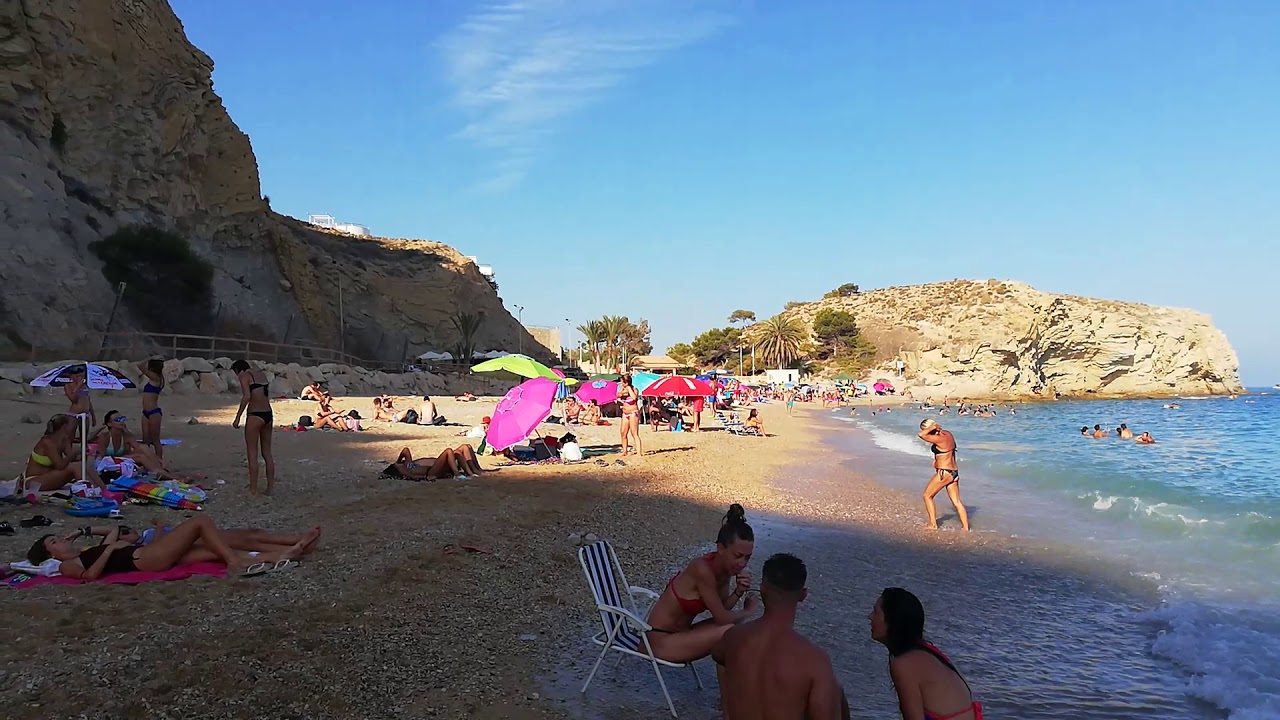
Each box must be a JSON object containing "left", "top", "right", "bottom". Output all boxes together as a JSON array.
[{"left": 0, "top": 389, "right": 1160, "bottom": 719}]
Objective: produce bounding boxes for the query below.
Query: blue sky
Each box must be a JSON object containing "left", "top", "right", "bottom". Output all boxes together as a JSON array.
[{"left": 171, "top": 0, "right": 1278, "bottom": 384}]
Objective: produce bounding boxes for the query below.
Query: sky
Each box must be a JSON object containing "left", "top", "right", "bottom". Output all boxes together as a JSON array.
[{"left": 171, "top": 0, "right": 1278, "bottom": 384}]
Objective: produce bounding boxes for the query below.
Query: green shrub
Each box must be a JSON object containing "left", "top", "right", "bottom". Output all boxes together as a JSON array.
[{"left": 89, "top": 226, "right": 215, "bottom": 332}]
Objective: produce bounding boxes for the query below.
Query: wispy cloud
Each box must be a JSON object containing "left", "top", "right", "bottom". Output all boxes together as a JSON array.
[{"left": 440, "top": 0, "right": 738, "bottom": 191}]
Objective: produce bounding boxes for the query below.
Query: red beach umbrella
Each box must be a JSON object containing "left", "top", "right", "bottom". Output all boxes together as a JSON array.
[{"left": 641, "top": 375, "right": 716, "bottom": 398}]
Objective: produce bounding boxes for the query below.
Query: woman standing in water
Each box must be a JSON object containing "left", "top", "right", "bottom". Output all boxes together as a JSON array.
[
  {"left": 136, "top": 358, "right": 165, "bottom": 459},
  {"left": 231, "top": 360, "right": 276, "bottom": 496},
  {"left": 870, "top": 587, "right": 983, "bottom": 719},
  {"left": 617, "top": 374, "right": 643, "bottom": 457},
  {"left": 916, "top": 419, "right": 970, "bottom": 531}
]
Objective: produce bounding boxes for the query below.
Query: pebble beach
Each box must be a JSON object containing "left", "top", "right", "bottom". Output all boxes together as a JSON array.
[{"left": 0, "top": 390, "right": 1099, "bottom": 719}]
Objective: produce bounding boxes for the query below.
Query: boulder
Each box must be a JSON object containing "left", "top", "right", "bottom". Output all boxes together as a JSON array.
[
  {"left": 197, "top": 372, "right": 224, "bottom": 395},
  {"left": 326, "top": 378, "right": 347, "bottom": 396},
  {"left": 307, "top": 366, "right": 326, "bottom": 382},
  {"left": 213, "top": 357, "right": 234, "bottom": 369},
  {"left": 20, "top": 365, "right": 42, "bottom": 382},
  {"left": 162, "top": 359, "right": 184, "bottom": 383},
  {"left": 0, "top": 367, "right": 25, "bottom": 383},
  {"left": 181, "top": 357, "right": 216, "bottom": 373},
  {"left": 268, "top": 377, "right": 293, "bottom": 398},
  {"left": 218, "top": 369, "right": 239, "bottom": 393},
  {"left": 20, "top": 411, "right": 43, "bottom": 424},
  {"left": 318, "top": 363, "right": 342, "bottom": 374},
  {"left": 171, "top": 375, "right": 197, "bottom": 395}
]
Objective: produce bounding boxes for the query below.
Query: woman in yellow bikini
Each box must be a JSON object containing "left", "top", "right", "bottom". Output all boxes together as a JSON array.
[
  {"left": 617, "top": 374, "right": 643, "bottom": 457},
  {"left": 22, "top": 415, "right": 104, "bottom": 493}
]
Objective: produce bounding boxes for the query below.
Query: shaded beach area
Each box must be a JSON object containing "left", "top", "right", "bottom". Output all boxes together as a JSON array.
[{"left": 0, "top": 393, "right": 1210, "bottom": 718}]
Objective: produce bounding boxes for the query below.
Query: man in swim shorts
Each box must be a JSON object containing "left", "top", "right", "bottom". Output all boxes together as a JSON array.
[{"left": 713, "top": 553, "right": 848, "bottom": 720}]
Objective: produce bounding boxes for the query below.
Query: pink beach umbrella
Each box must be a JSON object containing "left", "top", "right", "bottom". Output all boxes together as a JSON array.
[
  {"left": 575, "top": 379, "right": 619, "bottom": 406},
  {"left": 485, "top": 376, "right": 559, "bottom": 451}
]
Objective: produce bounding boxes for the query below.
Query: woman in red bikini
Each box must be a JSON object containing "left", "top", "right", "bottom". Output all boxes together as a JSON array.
[
  {"left": 870, "top": 587, "right": 983, "bottom": 720},
  {"left": 644, "top": 504, "right": 758, "bottom": 663},
  {"left": 617, "top": 374, "right": 643, "bottom": 456}
]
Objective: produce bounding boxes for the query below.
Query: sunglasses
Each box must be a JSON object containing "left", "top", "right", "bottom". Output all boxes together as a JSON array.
[{"left": 112, "top": 416, "right": 128, "bottom": 423}]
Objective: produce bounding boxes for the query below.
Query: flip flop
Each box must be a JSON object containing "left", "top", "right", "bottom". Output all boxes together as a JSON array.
[
  {"left": 241, "top": 562, "right": 271, "bottom": 577},
  {"left": 614, "top": 460, "right": 627, "bottom": 467},
  {"left": 459, "top": 545, "right": 493, "bottom": 555},
  {"left": 0, "top": 522, "right": 13, "bottom": 536},
  {"left": 268, "top": 559, "right": 299, "bottom": 573},
  {"left": 442, "top": 544, "right": 458, "bottom": 556},
  {"left": 19, "top": 515, "right": 53, "bottom": 528}
]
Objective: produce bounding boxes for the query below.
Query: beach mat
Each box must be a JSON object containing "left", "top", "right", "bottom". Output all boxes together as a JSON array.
[{"left": 5, "top": 562, "right": 226, "bottom": 588}]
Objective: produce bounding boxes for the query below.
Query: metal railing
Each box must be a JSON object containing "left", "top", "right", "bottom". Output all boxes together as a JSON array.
[{"left": 96, "top": 332, "right": 409, "bottom": 372}]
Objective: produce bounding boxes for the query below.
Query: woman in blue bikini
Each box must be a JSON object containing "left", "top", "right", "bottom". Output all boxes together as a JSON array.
[
  {"left": 231, "top": 360, "right": 276, "bottom": 496},
  {"left": 137, "top": 358, "right": 166, "bottom": 459}
]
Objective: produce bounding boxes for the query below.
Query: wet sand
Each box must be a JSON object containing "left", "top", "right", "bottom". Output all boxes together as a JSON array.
[{"left": 0, "top": 391, "right": 1195, "bottom": 719}]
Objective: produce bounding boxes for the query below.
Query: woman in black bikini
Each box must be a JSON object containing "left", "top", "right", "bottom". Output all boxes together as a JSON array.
[
  {"left": 27, "top": 516, "right": 318, "bottom": 579},
  {"left": 917, "top": 419, "right": 970, "bottom": 531},
  {"left": 137, "top": 358, "right": 165, "bottom": 459},
  {"left": 231, "top": 360, "right": 276, "bottom": 496}
]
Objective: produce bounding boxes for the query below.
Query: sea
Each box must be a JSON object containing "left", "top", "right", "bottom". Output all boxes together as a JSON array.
[{"left": 821, "top": 390, "right": 1280, "bottom": 720}]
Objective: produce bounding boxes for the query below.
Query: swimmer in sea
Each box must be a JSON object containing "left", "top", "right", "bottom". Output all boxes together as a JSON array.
[
  {"left": 1136, "top": 432, "right": 1156, "bottom": 445},
  {"left": 1080, "top": 426, "right": 1090, "bottom": 437},
  {"left": 1092, "top": 424, "right": 1107, "bottom": 439},
  {"left": 1118, "top": 423, "right": 1134, "bottom": 440},
  {"left": 916, "top": 419, "right": 970, "bottom": 531}
]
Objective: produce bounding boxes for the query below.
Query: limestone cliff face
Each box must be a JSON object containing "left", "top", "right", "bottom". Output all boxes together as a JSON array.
[
  {"left": 0, "top": 0, "right": 536, "bottom": 362},
  {"left": 781, "top": 280, "right": 1242, "bottom": 399}
]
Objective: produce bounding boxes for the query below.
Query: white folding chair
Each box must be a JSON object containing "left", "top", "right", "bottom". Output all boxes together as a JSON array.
[{"left": 578, "top": 540, "right": 703, "bottom": 717}]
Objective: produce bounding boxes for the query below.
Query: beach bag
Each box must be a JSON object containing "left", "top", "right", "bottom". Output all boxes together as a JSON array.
[
  {"left": 561, "top": 442, "right": 583, "bottom": 462},
  {"left": 532, "top": 438, "right": 557, "bottom": 460},
  {"left": 401, "top": 409, "right": 419, "bottom": 424},
  {"left": 298, "top": 415, "right": 314, "bottom": 427},
  {"left": 431, "top": 415, "right": 447, "bottom": 426},
  {"left": 345, "top": 417, "right": 362, "bottom": 431}
]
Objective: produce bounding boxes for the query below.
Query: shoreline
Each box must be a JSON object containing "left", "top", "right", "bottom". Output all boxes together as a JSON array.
[{"left": 0, "top": 393, "right": 1199, "bottom": 718}]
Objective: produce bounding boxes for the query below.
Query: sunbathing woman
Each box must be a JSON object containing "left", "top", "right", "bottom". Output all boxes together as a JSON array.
[
  {"left": 870, "top": 587, "right": 983, "bottom": 720},
  {"left": 88, "top": 411, "right": 182, "bottom": 480},
  {"left": 136, "top": 358, "right": 165, "bottom": 459},
  {"left": 391, "top": 447, "right": 461, "bottom": 480},
  {"left": 27, "top": 516, "right": 319, "bottom": 579},
  {"left": 74, "top": 521, "right": 322, "bottom": 559},
  {"left": 645, "top": 504, "right": 758, "bottom": 663},
  {"left": 231, "top": 360, "right": 276, "bottom": 496},
  {"left": 22, "top": 415, "right": 104, "bottom": 493},
  {"left": 300, "top": 382, "right": 330, "bottom": 402},
  {"left": 582, "top": 400, "right": 602, "bottom": 425},
  {"left": 745, "top": 409, "right": 765, "bottom": 434},
  {"left": 313, "top": 395, "right": 355, "bottom": 430}
]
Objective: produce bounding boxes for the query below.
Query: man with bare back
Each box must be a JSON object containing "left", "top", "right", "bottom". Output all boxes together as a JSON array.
[{"left": 712, "top": 553, "right": 849, "bottom": 720}]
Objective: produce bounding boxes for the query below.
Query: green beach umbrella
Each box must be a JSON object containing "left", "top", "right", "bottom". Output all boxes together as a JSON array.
[
  {"left": 471, "top": 354, "right": 561, "bottom": 383},
  {"left": 589, "top": 373, "right": 621, "bottom": 381}
]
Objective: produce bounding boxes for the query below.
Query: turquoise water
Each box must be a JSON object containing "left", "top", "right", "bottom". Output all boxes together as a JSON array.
[{"left": 843, "top": 391, "right": 1280, "bottom": 720}]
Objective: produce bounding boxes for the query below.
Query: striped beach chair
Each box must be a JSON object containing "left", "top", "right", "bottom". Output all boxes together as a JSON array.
[{"left": 578, "top": 540, "right": 704, "bottom": 717}]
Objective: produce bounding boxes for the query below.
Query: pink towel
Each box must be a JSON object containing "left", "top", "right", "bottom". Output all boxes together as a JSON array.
[{"left": 7, "top": 562, "right": 226, "bottom": 588}]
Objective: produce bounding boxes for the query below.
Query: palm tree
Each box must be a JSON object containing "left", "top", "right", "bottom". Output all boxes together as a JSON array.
[
  {"left": 576, "top": 320, "right": 605, "bottom": 369},
  {"left": 601, "top": 315, "right": 630, "bottom": 369},
  {"left": 748, "top": 315, "right": 807, "bottom": 369},
  {"left": 450, "top": 311, "right": 485, "bottom": 364}
]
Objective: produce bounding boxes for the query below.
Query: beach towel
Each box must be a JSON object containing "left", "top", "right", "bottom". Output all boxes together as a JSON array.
[
  {"left": 10, "top": 559, "right": 61, "bottom": 576},
  {"left": 108, "top": 477, "right": 203, "bottom": 510},
  {"left": 6, "top": 562, "right": 226, "bottom": 588}
]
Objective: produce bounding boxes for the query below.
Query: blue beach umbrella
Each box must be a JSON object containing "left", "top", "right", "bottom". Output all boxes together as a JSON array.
[{"left": 631, "top": 372, "right": 662, "bottom": 393}]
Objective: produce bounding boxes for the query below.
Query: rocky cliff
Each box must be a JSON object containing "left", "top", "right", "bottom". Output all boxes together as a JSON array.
[
  {"left": 0, "top": 0, "right": 537, "bottom": 362},
  {"left": 780, "top": 280, "right": 1242, "bottom": 399}
]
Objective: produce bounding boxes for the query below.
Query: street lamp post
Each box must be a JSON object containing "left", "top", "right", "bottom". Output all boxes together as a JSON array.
[
  {"left": 563, "top": 318, "right": 571, "bottom": 364},
  {"left": 515, "top": 304, "right": 524, "bottom": 355}
]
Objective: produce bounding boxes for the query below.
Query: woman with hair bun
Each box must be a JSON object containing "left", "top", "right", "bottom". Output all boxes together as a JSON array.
[{"left": 644, "top": 503, "right": 758, "bottom": 662}]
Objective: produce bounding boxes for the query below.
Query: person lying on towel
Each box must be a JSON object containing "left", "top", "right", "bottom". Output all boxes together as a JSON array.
[
  {"left": 387, "top": 444, "right": 487, "bottom": 481},
  {"left": 28, "top": 516, "right": 320, "bottom": 579}
]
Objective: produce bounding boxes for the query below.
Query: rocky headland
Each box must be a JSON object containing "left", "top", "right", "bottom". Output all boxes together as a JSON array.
[{"left": 781, "top": 280, "right": 1242, "bottom": 399}]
